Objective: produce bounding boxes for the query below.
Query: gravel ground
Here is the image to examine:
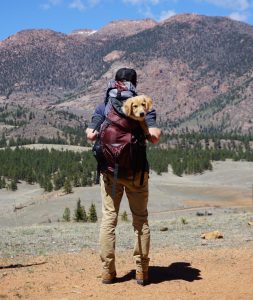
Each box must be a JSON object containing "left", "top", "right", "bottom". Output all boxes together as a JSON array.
[
  {"left": 1, "top": 160, "right": 253, "bottom": 259},
  {"left": 1, "top": 207, "right": 252, "bottom": 258}
]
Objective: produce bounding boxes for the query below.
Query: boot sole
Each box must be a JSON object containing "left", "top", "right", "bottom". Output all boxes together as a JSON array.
[{"left": 102, "top": 277, "right": 116, "bottom": 284}]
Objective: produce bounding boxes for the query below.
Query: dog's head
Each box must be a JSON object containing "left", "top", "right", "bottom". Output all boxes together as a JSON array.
[{"left": 122, "top": 95, "right": 153, "bottom": 120}]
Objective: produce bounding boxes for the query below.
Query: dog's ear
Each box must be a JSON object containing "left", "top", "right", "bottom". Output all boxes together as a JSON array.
[
  {"left": 145, "top": 96, "right": 153, "bottom": 111},
  {"left": 123, "top": 98, "right": 133, "bottom": 116}
]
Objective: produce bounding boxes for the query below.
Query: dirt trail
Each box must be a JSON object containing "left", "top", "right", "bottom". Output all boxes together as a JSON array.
[{"left": 0, "top": 247, "right": 252, "bottom": 300}]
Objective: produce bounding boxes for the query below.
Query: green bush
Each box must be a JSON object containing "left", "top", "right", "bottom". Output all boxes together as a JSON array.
[
  {"left": 74, "top": 198, "right": 87, "bottom": 222},
  {"left": 63, "top": 207, "right": 71, "bottom": 222},
  {"left": 88, "top": 203, "right": 98, "bottom": 223},
  {"left": 121, "top": 210, "right": 128, "bottom": 222}
]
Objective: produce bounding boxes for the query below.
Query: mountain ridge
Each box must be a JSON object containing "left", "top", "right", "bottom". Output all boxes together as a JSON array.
[{"left": 0, "top": 14, "right": 253, "bottom": 142}]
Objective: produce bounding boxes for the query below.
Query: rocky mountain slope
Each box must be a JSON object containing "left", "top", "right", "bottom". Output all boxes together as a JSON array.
[{"left": 0, "top": 14, "right": 253, "bottom": 142}]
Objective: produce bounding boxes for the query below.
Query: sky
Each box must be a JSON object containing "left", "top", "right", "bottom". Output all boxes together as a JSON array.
[{"left": 0, "top": 0, "right": 253, "bottom": 41}]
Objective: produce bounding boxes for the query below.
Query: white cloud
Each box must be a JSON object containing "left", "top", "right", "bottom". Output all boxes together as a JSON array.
[
  {"left": 89, "top": 0, "right": 100, "bottom": 6},
  {"left": 40, "top": 3, "right": 51, "bottom": 10},
  {"left": 123, "top": 0, "right": 160, "bottom": 5},
  {"left": 199, "top": 0, "right": 250, "bottom": 11},
  {"left": 124, "top": 0, "right": 144, "bottom": 3},
  {"left": 40, "top": 0, "right": 62, "bottom": 10},
  {"left": 69, "top": 0, "right": 86, "bottom": 11},
  {"left": 159, "top": 9, "right": 176, "bottom": 21},
  {"left": 49, "top": 0, "right": 62, "bottom": 5},
  {"left": 142, "top": 6, "right": 155, "bottom": 18},
  {"left": 229, "top": 11, "right": 248, "bottom": 21}
]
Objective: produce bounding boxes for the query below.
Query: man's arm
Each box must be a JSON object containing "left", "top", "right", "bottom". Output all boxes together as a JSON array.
[
  {"left": 86, "top": 103, "right": 105, "bottom": 141},
  {"left": 145, "top": 108, "right": 161, "bottom": 144},
  {"left": 86, "top": 128, "right": 98, "bottom": 141}
]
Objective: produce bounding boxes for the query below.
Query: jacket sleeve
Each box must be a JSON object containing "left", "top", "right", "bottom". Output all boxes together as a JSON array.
[
  {"left": 87, "top": 103, "right": 106, "bottom": 130},
  {"left": 145, "top": 109, "right": 158, "bottom": 128}
]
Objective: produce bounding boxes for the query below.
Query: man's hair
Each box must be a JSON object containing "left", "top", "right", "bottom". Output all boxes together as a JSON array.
[{"left": 115, "top": 68, "right": 137, "bottom": 87}]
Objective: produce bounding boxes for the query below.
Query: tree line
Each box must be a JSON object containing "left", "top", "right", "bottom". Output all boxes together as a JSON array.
[
  {"left": 0, "top": 147, "right": 97, "bottom": 191},
  {"left": 148, "top": 133, "right": 253, "bottom": 176},
  {"left": 0, "top": 132, "right": 253, "bottom": 190}
]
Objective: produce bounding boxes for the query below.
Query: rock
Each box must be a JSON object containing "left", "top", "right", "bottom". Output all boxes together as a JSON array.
[
  {"left": 248, "top": 221, "right": 253, "bottom": 226},
  {"left": 160, "top": 227, "right": 168, "bottom": 232},
  {"left": 201, "top": 230, "right": 223, "bottom": 240},
  {"left": 13, "top": 204, "right": 27, "bottom": 212},
  {"left": 196, "top": 211, "right": 204, "bottom": 216},
  {"left": 196, "top": 210, "right": 213, "bottom": 216}
]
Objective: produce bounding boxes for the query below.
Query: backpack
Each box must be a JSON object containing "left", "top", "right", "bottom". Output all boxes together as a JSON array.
[{"left": 92, "top": 103, "right": 147, "bottom": 185}]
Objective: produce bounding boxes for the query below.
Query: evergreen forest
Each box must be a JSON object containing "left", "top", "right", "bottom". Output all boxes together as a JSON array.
[
  {"left": 0, "top": 132, "right": 252, "bottom": 191},
  {"left": 0, "top": 148, "right": 97, "bottom": 191}
]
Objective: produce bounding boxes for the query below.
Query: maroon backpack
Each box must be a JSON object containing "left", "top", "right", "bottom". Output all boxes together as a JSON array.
[{"left": 93, "top": 104, "right": 147, "bottom": 184}]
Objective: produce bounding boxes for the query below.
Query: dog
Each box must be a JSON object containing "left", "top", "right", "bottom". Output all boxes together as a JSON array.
[{"left": 122, "top": 95, "right": 153, "bottom": 136}]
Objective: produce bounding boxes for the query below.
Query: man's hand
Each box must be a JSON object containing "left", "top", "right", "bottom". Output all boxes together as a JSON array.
[
  {"left": 147, "top": 127, "right": 161, "bottom": 144},
  {"left": 86, "top": 128, "right": 98, "bottom": 141}
]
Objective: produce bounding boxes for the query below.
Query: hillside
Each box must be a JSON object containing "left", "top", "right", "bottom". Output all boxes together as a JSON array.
[{"left": 0, "top": 14, "right": 253, "bottom": 142}]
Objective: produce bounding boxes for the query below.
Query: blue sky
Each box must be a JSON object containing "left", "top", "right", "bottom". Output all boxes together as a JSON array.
[{"left": 0, "top": 0, "right": 253, "bottom": 41}]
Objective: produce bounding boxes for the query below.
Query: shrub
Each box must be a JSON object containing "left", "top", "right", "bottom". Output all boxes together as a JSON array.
[
  {"left": 8, "top": 180, "right": 17, "bottom": 191},
  {"left": 88, "top": 203, "right": 98, "bottom": 223},
  {"left": 63, "top": 178, "right": 72, "bottom": 194},
  {"left": 63, "top": 207, "right": 71, "bottom": 222},
  {"left": 181, "top": 217, "right": 188, "bottom": 225},
  {"left": 121, "top": 210, "right": 128, "bottom": 222},
  {"left": 74, "top": 198, "right": 87, "bottom": 222}
]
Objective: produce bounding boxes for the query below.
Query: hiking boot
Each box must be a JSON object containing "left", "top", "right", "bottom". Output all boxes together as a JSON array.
[
  {"left": 102, "top": 271, "right": 117, "bottom": 284},
  {"left": 136, "top": 271, "right": 149, "bottom": 286}
]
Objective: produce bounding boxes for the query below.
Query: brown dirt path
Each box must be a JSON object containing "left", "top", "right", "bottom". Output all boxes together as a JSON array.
[{"left": 0, "top": 247, "right": 252, "bottom": 300}]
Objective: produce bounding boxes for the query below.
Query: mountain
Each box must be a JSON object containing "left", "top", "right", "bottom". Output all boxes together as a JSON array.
[
  {"left": 0, "top": 14, "right": 253, "bottom": 142},
  {"left": 70, "top": 19, "right": 157, "bottom": 41}
]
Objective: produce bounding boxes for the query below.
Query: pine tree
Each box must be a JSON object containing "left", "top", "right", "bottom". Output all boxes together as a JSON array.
[
  {"left": 74, "top": 198, "right": 87, "bottom": 222},
  {"left": 2, "top": 177, "right": 6, "bottom": 188},
  {"left": 88, "top": 203, "right": 98, "bottom": 223},
  {"left": 73, "top": 174, "right": 80, "bottom": 187},
  {"left": 80, "top": 175, "right": 87, "bottom": 187},
  {"left": 53, "top": 172, "right": 65, "bottom": 190},
  {"left": 121, "top": 210, "right": 128, "bottom": 222},
  {"left": 64, "top": 178, "right": 72, "bottom": 194},
  {"left": 0, "top": 177, "right": 3, "bottom": 189},
  {"left": 63, "top": 207, "right": 71, "bottom": 222},
  {"left": 44, "top": 178, "right": 53, "bottom": 192},
  {"left": 9, "top": 180, "right": 17, "bottom": 191},
  {"left": 27, "top": 170, "right": 36, "bottom": 184}
]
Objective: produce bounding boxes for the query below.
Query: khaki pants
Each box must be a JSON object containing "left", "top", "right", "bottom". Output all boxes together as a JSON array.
[{"left": 99, "top": 171, "right": 150, "bottom": 274}]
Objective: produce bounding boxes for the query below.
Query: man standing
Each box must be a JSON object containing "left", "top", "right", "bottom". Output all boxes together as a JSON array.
[{"left": 86, "top": 68, "right": 161, "bottom": 285}]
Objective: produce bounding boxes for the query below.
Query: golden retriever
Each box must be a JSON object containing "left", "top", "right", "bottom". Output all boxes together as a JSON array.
[{"left": 122, "top": 95, "right": 153, "bottom": 136}]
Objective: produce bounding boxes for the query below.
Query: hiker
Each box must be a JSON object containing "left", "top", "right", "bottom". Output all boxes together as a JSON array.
[{"left": 86, "top": 68, "right": 161, "bottom": 285}]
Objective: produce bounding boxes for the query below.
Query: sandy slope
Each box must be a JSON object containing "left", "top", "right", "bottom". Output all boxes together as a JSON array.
[{"left": 0, "top": 247, "right": 252, "bottom": 300}]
